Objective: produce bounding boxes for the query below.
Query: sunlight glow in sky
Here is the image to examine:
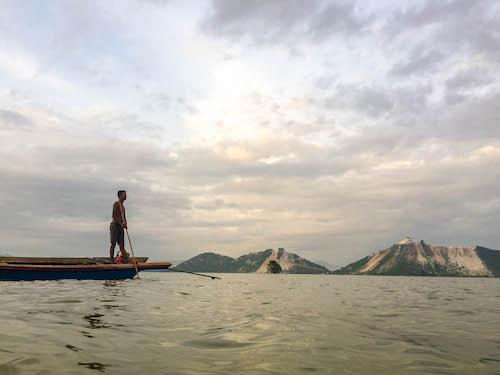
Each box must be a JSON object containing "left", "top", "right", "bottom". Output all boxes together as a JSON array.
[{"left": 1, "top": 0, "right": 500, "bottom": 264}]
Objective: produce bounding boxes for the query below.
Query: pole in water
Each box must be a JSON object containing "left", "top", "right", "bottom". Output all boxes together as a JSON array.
[
  {"left": 168, "top": 268, "right": 220, "bottom": 280},
  {"left": 125, "top": 228, "right": 140, "bottom": 279}
]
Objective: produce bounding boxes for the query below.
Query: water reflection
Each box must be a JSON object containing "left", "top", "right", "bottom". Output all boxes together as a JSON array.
[
  {"left": 80, "top": 282, "right": 128, "bottom": 333},
  {"left": 103, "top": 280, "right": 119, "bottom": 288},
  {"left": 65, "top": 344, "right": 82, "bottom": 352},
  {"left": 78, "top": 361, "right": 111, "bottom": 372},
  {"left": 0, "top": 275, "right": 498, "bottom": 374},
  {"left": 83, "top": 313, "right": 109, "bottom": 329}
]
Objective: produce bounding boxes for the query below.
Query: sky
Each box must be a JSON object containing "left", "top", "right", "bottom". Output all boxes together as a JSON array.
[{"left": 1, "top": 0, "right": 499, "bottom": 265}]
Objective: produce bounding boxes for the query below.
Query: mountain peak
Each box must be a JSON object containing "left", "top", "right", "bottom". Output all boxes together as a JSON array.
[
  {"left": 335, "top": 239, "right": 500, "bottom": 277},
  {"left": 398, "top": 237, "right": 416, "bottom": 245}
]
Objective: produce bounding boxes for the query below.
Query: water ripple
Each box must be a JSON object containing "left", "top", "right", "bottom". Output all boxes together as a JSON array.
[{"left": 0, "top": 275, "right": 498, "bottom": 374}]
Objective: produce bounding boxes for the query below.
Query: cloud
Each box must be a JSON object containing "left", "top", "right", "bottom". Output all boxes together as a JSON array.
[
  {"left": 436, "top": 92, "right": 500, "bottom": 141},
  {"left": 324, "top": 84, "right": 394, "bottom": 117},
  {"left": 1, "top": 0, "right": 500, "bottom": 266},
  {"left": 389, "top": 49, "right": 445, "bottom": 77},
  {"left": 2, "top": 95, "right": 500, "bottom": 263},
  {"left": 201, "top": 0, "right": 371, "bottom": 45},
  {"left": 201, "top": 0, "right": 318, "bottom": 44},
  {"left": 443, "top": 66, "right": 497, "bottom": 105},
  {"left": 383, "top": 0, "right": 500, "bottom": 76},
  {"left": 386, "top": 0, "right": 500, "bottom": 54},
  {"left": 0, "top": 109, "right": 33, "bottom": 129},
  {"left": 309, "top": 1, "right": 371, "bottom": 41}
]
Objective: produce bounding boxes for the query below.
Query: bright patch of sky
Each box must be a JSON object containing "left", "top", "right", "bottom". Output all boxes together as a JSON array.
[{"left": 1, "top": 0, "right": 500, "bottom": 264}]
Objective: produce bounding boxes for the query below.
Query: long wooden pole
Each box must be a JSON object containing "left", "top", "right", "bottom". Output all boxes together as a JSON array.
[
  {"left": 118, "top": 199, "right": 140, "bottom": 279},
  {"left": 124, "top": 228, "right": 140, "bottom": 279},
  {"left": 168, "top": 268, "right": 220, "bottom": 280}
]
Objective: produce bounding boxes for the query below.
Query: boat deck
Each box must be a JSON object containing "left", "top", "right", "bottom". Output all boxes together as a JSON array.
[{"left": 0, "top": 256, "right": 149, "bottom": 265}]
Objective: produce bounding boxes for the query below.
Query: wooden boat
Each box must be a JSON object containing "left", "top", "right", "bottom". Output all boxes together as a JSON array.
[
  {"left": 0, "top": 262, "right": 172, "bottom": 281},
  {"left": 0, "top": 256, "right": 148, "bottom": 265}
]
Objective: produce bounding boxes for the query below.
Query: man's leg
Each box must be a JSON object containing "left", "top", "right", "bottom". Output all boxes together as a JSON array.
[
  {"left": 110, "top": 223, "right": 117, "bottom": 261},
  {"left": 118, "top": 228, "right": 129, "bottom": 260},
  {"left": 110, "top": 243, "right": 116, "bottom": 261},
  {"left": 119, "top": 243, "right": 129, "bottom": 261}
]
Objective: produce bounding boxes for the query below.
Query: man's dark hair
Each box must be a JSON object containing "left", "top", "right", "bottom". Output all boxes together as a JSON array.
[{"left": 117, "top": 190, "right": 126, "bottom": 197}]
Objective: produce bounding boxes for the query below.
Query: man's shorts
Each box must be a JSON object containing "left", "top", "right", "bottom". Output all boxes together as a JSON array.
[{"left": 110, "top": 222, "right": 124, "bottom": 247}]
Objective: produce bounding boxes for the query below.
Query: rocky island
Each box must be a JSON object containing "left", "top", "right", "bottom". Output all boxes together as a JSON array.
[
  {"left": 334, "top": 237, "right": 500, "bottom": 277},
  {"left": 175, "top": 248, "right": 329, "bottom": 274}
]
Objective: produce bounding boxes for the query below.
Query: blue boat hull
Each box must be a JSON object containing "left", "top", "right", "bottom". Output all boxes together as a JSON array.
[
  {"left": 0, "top": 268, "right": 138, "bottom": 281},
  {"left": 0, "top": 262, "right": 172, "bottom": 281}
]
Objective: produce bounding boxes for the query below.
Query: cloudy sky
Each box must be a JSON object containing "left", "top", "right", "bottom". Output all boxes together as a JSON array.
[{"left": 1, "top": 0, "right": 499, "bottom": 265}]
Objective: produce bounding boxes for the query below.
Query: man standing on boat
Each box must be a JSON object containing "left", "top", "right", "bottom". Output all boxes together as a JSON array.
[{"left": 110, "top": 190, "right": 129, "bottom": 262}]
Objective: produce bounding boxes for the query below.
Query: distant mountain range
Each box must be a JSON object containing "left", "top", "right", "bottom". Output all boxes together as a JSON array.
[
  {"left": 334, "top": 237, "right": 500, "bottom": 277},
  {"left": 175, "top": 248, "right": 329, "bottom": 274},
  {"left": 313, "top": 260, "right": 340, "bottom": 271}
]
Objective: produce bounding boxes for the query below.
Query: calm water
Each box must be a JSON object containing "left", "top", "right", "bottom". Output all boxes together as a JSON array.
[{"left": 0, "top": 274, "right": 499, "bottom": 374}]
